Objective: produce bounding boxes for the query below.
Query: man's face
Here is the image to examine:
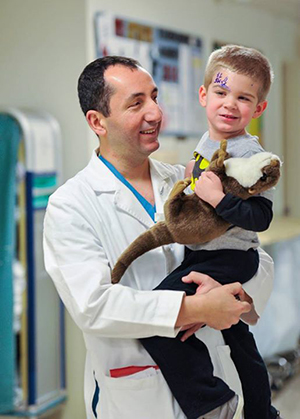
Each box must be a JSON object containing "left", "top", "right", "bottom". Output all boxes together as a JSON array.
[
  {"left": 101, "top": 65, "right": 163, "bottom": 163},
  {"left": 199, "top": 68, "right": 267, "bottom": 141}
]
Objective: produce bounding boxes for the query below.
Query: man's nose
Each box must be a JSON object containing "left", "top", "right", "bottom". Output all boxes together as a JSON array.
[{"left": 145, "top": 100, "right": 163, "bottom": 122}]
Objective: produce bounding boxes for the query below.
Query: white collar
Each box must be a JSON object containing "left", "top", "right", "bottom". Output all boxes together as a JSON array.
[{"left": 84, "top": 149, "right": 176, "bottom": 192}]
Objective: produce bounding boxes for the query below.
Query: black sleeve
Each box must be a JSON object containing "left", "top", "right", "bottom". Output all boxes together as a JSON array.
[{"left": 215, "top": 193, "right": 273, "bottom": 232}]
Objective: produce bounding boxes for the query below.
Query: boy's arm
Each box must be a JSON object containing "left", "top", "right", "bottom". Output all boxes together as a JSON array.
[
  {"left": 194, "top": 171, "right": 273, "bottom": 232},
  {"left": 216, "top": 194, "right": 273, "bottom": 232}
]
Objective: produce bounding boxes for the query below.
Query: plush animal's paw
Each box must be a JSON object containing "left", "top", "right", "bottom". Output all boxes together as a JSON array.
[
  {"left": 168, "top": 178, "right": 191, "bottom": 199},
  {"left": 182, "top": 177, "right": 192, "bottom": 187}
]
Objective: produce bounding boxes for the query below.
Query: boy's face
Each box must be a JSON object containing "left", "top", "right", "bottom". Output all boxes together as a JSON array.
[{"left": 199, "top": 68, "right": 267, "bottom": 141}]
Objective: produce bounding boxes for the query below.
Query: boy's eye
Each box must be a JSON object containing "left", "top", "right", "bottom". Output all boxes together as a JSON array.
[
  {"left": 239, "top": 96, "right": 250, "bottom": 101},
  {"left": 216, "top": 91, "right": 225, "bottom": 96},
  {"left": 153, "top": 96, "right": 158, "bottom": 103}
]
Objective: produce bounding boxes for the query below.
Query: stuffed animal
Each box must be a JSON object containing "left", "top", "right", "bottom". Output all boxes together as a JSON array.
[{"left": 111, "top": 139, "right": 281, "bottom": 284}]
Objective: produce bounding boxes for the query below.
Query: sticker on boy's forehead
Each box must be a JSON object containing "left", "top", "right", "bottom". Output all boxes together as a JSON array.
[{"left": 214, "top": 72, "right": 229, "bottom": 89}]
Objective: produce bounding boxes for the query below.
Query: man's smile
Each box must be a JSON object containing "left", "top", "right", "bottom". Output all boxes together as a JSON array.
[{"left": 140, "top": 128, "right": 156, "bottom": 134}]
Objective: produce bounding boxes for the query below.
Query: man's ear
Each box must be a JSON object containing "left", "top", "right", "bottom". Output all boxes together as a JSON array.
[
  {"left": 86, "top": 110, "right": 107, "bottom": 137},
  {"left": 253, "top": 100, "right": 268, "bottom": 119},
  {"left": 199, "top": 85, "right": 207, "bottom": 107}
]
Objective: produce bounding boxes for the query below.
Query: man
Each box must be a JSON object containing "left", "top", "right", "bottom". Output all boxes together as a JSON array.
[{"left": 43, "top": 56, "right": 274, "bottom": 418}]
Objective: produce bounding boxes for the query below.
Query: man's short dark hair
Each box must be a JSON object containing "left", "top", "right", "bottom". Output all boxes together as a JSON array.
[{"left": 77, "top": 56, "right": 141, "bottom": 116}]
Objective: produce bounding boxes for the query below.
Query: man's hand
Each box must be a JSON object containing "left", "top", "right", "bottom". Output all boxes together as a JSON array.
[
  {"left": 239, "top": 290, "right": 259, "bottom": 325},
  {"left": 182, "top": 271, "right": 221, "bottom": 294},
  {"left": 198, "top": 283, "right": 251, "bottom": 329},
  {"left": 180, "top": 272, "right": 221, "bottom": 341},
  {"left": 194, "top": 171, "right": 225, "bottom": 208},
  {"left": 180, "top": 322, "right": 205, "bottom": 342},
  {"left": 176, "top": 282, "right": 251, "bottom": 331},
  {"left": 185, "top": 159, "right": 195, "bottom": 178}
]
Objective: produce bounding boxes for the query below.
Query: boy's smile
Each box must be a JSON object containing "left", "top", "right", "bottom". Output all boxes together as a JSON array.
[{"left": 199, "top": 69, "right": 267, "bottom": 141}]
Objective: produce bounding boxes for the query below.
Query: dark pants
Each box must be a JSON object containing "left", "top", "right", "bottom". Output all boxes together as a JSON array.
[{"left": 140, "top": 248, "right": 278, "bottom": 419}]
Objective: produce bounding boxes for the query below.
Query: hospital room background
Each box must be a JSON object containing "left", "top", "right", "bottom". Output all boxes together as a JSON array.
[{"left": 0, "top": 0, "right": 300, "bottom": 418}]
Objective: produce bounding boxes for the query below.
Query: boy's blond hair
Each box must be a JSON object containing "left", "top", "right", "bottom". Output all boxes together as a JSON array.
[{"left": 204, "top": 45, "right": 274, "bottom": 103}]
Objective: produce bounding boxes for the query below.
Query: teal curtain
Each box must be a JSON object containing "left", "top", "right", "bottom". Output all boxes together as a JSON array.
[{"left": 0, "top": 114, "right": 20, "bottom": 412}]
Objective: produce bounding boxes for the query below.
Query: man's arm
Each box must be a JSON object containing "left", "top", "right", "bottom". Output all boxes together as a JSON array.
[
  {"left": 185, "top": 159, "right": 195, "bottom": 178},
  {"left": 242, "top": 247, "right": 274, "bottom": 318},
  {"left": 178, "top": 247, "right": 274, "bottom": 329},
  {"left": 43, "top": 192, "right": 185, "bottom": 340}
]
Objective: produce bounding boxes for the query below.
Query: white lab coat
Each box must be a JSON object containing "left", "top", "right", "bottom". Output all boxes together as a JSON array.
[{"left": 43, "top": 150, "right": 274, "bottom": 419}]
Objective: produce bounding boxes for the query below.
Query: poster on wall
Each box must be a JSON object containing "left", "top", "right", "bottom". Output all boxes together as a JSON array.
[{"left": 94, "top": 11, "right": 206, "bottom": 137}]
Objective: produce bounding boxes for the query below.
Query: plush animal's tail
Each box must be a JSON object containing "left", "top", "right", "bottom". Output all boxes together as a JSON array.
[{"left": 111, "top": 222, "right": 174, "bottom": 284}]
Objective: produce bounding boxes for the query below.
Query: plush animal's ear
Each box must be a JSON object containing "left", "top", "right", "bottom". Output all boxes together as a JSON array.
[
  {"left": 216, "top": 140, "right": 229, "bottom": 167},
  {"left": 210, "top": 140, "right": 229, "bottom": 170},
  {"left": 248, "top": 187, "right": 257, "bottom": 195}
]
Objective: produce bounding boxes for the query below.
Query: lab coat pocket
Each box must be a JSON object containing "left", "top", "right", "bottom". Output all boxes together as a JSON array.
[
  {"left": 216, "top": 345, "right": 243, "bottom": 397},
  {"left": 101, "top": 369, "right": 176, "bottom": 418}
]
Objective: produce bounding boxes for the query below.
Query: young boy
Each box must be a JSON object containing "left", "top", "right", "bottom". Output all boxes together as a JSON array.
[{"left": 140, "top": 45, "right": 281, "bottom": 419}]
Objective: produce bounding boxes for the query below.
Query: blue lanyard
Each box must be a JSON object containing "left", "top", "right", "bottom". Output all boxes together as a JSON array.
[{"left": 99, "top": 155, "right": 156, "bottom": 221}]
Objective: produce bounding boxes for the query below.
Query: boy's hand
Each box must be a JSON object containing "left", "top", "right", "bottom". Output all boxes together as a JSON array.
[{"left": 194, "top": 171, "right": 225, "bottom": 207}]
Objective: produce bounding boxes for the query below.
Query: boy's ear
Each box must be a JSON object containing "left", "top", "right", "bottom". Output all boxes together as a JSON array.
[
  {"left": 199, "top": 85, "right": 207, "bottom": 107},
  {"left": 86, "top": 110, "right": 107, "bottom": 137},
  {"left": 253, "top": 100, "right": 268, "bottom": 119}
]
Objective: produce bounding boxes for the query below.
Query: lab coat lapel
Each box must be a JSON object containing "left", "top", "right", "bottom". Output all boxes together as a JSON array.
[
  {"left": 150, "top": 158, "right": 176, "bottom": 217},
  {"left": 114, "top": 186, "right": 154, "bottom": 228},
  {"left": 86, "top": 151, "right": 155, "bottom": 228},
  {"left": 112, "top": 158, "right": 178, "bottom": 229},
  {"left": 113, "top": 158, "right": 178, "bottom": 227}
]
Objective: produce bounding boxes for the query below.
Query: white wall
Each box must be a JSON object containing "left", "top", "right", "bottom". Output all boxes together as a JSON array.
[
  {"left": 283, "top": 59, "right": 300, "bottom": 217},
  {"left": 0, "top": 0, "right": 89, "bottom": 180},
  {"left": 0, "top": 1, "right": 299, "bottom": 418},
  {"left": 0, "top": 2, "right": 88, "bottom": 418}
]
